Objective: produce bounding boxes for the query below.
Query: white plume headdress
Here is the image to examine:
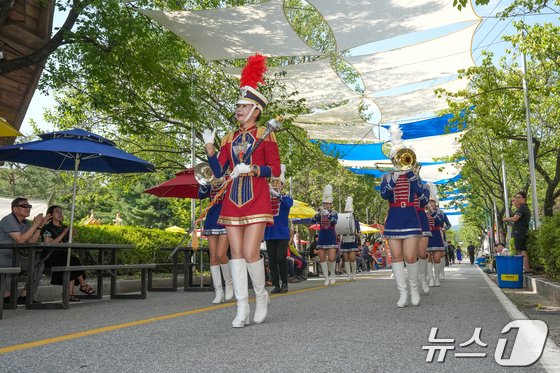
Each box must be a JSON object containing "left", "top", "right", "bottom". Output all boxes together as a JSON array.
[
  {"left": 344, "top": 196, "right": 353, "bottom": 212},
  {"left": 322, "top": 184, "right": 333, "bottom": 203},
  {"left": 389, "top": 123, "right": 403, "bottom": 159},
  {"left": 427, "top": 182, "right": 439, "bottom": 203}
]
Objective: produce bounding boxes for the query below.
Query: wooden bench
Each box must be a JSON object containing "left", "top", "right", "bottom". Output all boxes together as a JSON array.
[
  {"left": 51, "top": 264, "right": 156, "bottom": 309},
  {"left": 0, "top": 267, "right": 21, "bottom": 319}
]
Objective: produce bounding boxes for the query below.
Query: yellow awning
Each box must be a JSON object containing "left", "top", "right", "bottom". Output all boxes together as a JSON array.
[{"left": 0, "top": 117, "right": 22, "bottom": 137}]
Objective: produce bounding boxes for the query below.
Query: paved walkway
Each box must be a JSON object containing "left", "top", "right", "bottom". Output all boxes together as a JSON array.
[{"left": 1, "top": 265, "right": 559, "bottom": 372}]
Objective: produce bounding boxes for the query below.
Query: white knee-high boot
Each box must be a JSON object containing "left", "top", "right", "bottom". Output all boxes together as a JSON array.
[
  {"left": 439, "top": 261, "right": 446, "bottom": 280},
  {"left": 392, "top": 261, "right": 408, "bottom": 308},
  {"left": 210, "top": 265, "right": 225, "bottom": 304},
  {"left": 220, "top": 262, "right": 234, "bottom": 301},
  {"left": 345, "top": 262, "right": 351, "bottom": 281},
  {"left": 320, "top": 261, "right": 329, "bottom": 286},
  {"left": 246, "top": 258, "right": 270, "bottom": 324},
  {"left": 427, "top": 261, "right": 435, "bottom": 287},
  {"left": 229, "top": 259, "right": 250, "bottom": 328},
  {"left": 351, "top": 261, "right": 357, "bottom": 281},
  {"left": 433, "top": 262, "right": 441, "bottom": 286},
  {"left": 407, "top": 261, "right": 420, "bottom": 306},
  {"left": 418, "top": 258, "right": 429, "bottom": 294},
  {"left": 328, "top": 261, "right": 336, "bottom": 285}
]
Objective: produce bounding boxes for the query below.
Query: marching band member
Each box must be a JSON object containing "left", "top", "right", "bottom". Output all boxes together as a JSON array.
[
  {"left": 340, "top": 197, "right": 360, "bottom": 281},
  {"left": 198, "top": 177, "right": 233, "bottom": 304},
  {"left": 426, "top": 182, "right": 447, "bottom": 287},
  {"left": 264, "top": 165, "right": 293, "bottom": 294},
  {"left": 379, "top": 124, "right": 423, "bottom": 307},
  {"left": 310, "top": 185, "right": 338, "bottom": 286},
  {"left": 203, "top": 54, "right": 281, "bottom": 328},
  {"left": 415, "top": 183, "right": 432, "bottom": 294},
  {"left": 439, "top": 210, "right": 452, "bottom": 281}
]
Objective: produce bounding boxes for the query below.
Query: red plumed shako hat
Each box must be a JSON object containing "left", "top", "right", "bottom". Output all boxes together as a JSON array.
[{"left": 237, "top": 53, "right": 268, "bottom": 112}]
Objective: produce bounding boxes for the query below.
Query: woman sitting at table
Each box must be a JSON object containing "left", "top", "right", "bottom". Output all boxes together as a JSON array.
[{"left": 40, "top": 205, "right": 96, "bottom": 302}]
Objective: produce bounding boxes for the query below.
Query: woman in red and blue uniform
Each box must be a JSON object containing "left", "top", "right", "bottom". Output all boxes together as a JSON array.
[
  {"left": 426, "top": 190, "right": 448, "bottom": 287},
  {"left": 379, "top": 125, "right": 424, "bottom": 307},
  {"left": 198, "top": 178, "right": 233, "bottom": 305},
  {"left": 202, "top": 54, "right": 281, "bottom": 328},
  {"left": 415, "top": 183, "right": 432, "bottom": 294},
  {"left": 310, "top": 184, "right": 338, "bottom": 286}
]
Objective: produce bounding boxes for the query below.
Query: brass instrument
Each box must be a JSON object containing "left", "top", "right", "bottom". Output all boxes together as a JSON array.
[
  {"left": 194, "top": 162, "right": 225, "bottom": 187},
  {"left": 392, "top": 146, "right": 417, "bottom": 171}
]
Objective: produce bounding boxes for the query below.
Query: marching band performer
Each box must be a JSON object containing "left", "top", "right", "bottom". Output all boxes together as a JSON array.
[
  {"left": 415, "top": 183, "right": 432, "bottom": 294},
  {"left": 264, "top": 165, "right": 294, "bottom": 294},
  {"left": 439, "top": 210, "right": 452, "bottom": 281},
  {"left": 310, "top": 185, "right": 338, "bottom": 286},
  {"left": 340, "top": 196, "right": 361, "bottom": 281},
  {"left": 203, "top": 54, "right": 281, "bottom": 328},
  {"left": 426, "top": 182, "right": 447, "bottom": 287},
  {"left": 198, "top": 176, "right": 233, "bottom": 304},
  {"left": 379, "top": 124, "right": 423, "bottom": 307}
]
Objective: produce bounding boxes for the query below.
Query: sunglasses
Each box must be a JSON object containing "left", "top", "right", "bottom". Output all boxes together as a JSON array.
[{"left": 17, "top": 204, "right": 32, "bottom": 209}]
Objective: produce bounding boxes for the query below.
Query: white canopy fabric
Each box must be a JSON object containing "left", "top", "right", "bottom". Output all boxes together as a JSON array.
[
  {"left": 307, "top": 0, "right": 479, "bottom": 52},
  {"left": 266, "top": 59, "right": 360, "bottom": 107},
  {"left": 374, "top": 78, "right": 469, "bottom": 124},
  {"left": 296, "top": 123, "right": 379, "bottom": 142},
  {"left": 343, "top": 22, "right": 478, "bottom": 95},
  {"left": 139, "top": 0, "right": 322, "bottom": 61}
]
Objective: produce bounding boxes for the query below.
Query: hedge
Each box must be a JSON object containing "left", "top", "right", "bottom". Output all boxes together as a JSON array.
[
  {"left": 73, "top": 225, "right": 189, "bottom": 264},
  {"left": 527, "top": 214, "right": 560, "bottom": 281}
]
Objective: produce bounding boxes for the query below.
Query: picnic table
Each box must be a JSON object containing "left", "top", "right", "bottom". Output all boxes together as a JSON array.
[{"left": 0, "top": 242, "right": 137, "bottom": 309}]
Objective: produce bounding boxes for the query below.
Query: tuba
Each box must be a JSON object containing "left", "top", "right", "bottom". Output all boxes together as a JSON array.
[{"left": 194, "top": 162, "right": 225, "bottom": 187}]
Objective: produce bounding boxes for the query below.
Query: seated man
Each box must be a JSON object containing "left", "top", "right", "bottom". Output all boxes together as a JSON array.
[
  {"left": 0, "top": 197, "right": 50, "bottom": 304},
  {"left": 492, "top": 242, "right": 509, "bottom": 271}
]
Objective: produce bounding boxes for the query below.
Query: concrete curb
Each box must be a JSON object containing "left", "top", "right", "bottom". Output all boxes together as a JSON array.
[{"left": 525, "top": 274, "right": 560, "bottom": 304}]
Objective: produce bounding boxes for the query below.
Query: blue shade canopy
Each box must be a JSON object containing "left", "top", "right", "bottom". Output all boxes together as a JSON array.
[
  {"left": 0, "top": 128, "right": 155, "bottom": 173},
  {"left": 313, "top": 140, "right": 387, "bottom": 161},
  {"left": 380, "top": 114, "right": 461, "bottom": 140}
]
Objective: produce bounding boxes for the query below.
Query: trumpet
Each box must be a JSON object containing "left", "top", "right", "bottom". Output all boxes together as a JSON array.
[
  {"left": 392, "top": 146, "right": 418, "bottom": 171},
  {"left": 194, "top": 162, "right": 225, "bottom": 188}
]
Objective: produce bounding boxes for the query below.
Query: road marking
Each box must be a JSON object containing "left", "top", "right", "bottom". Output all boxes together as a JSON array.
[{"left": 0, "top": 284, "right": 327, "bottom": 355}]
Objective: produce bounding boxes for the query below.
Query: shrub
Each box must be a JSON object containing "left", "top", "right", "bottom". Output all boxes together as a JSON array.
[
  {"left": 528, "top": 214, "right": 560, "bottom": 281},
  {"left": 73, "top": 225, "right": 185, "bottom": 264}
]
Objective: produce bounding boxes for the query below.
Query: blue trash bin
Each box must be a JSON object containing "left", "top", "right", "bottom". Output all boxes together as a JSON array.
[{"left": 495, "top": 255, "right": 523, "bottom": 288}]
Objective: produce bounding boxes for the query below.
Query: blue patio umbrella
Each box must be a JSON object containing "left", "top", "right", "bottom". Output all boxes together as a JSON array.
[{"left": 0, "top": 128, "right": 155, "bottom": 265}]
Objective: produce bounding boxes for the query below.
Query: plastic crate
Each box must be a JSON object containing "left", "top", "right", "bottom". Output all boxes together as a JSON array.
[{"left": 495, "top": 255, "right": 523, "bottom": 289}]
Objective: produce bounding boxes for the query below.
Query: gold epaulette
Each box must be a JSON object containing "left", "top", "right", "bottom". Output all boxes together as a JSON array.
[
  {"left": 221, "top": 132, "right": 235, "bottom": 147},
  {"left": 256, "top": 127, "right": 276, "bottom": 142}
]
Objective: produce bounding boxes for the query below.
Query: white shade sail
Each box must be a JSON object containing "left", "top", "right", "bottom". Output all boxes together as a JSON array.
[
  {"left": 307, "top": 0, "right": 479, "bottom": 52},
  {"left": 139, "top": 0, "right": 322, "bottom": 61},
  {"left": 296, "top": 123, "right": 379, "bottom": 142},
  {"left": 374, "top": 79, "right": 469, "bottom": 123},
  {"left": 344, "top": 22, "right": 479, "bottom": 94}
]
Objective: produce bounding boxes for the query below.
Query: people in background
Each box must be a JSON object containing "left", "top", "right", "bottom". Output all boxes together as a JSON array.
[{"left": 503, "top": 191, "right": 531, "bottom": 273}]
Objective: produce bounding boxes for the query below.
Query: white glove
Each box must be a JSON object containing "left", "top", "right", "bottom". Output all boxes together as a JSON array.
[
  {"left": 320, "top": 208, "right": 329, "bottom": 216},
  {"left": 391, "top": 171, "right": 404, "bottom": 182},
  {"left": 230, "top": 163, "right": 251, "bottom": 179},
  {"left": 202, "top": 129, "right": 215, "bottom": 145},
  {"left": 270, "top": 186, "right": 280, "bottom": 198}
]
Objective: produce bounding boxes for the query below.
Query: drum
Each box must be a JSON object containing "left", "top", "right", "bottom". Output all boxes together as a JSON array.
[{"left": 336, "top": 213, "right": 356, "bottom": 236}]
